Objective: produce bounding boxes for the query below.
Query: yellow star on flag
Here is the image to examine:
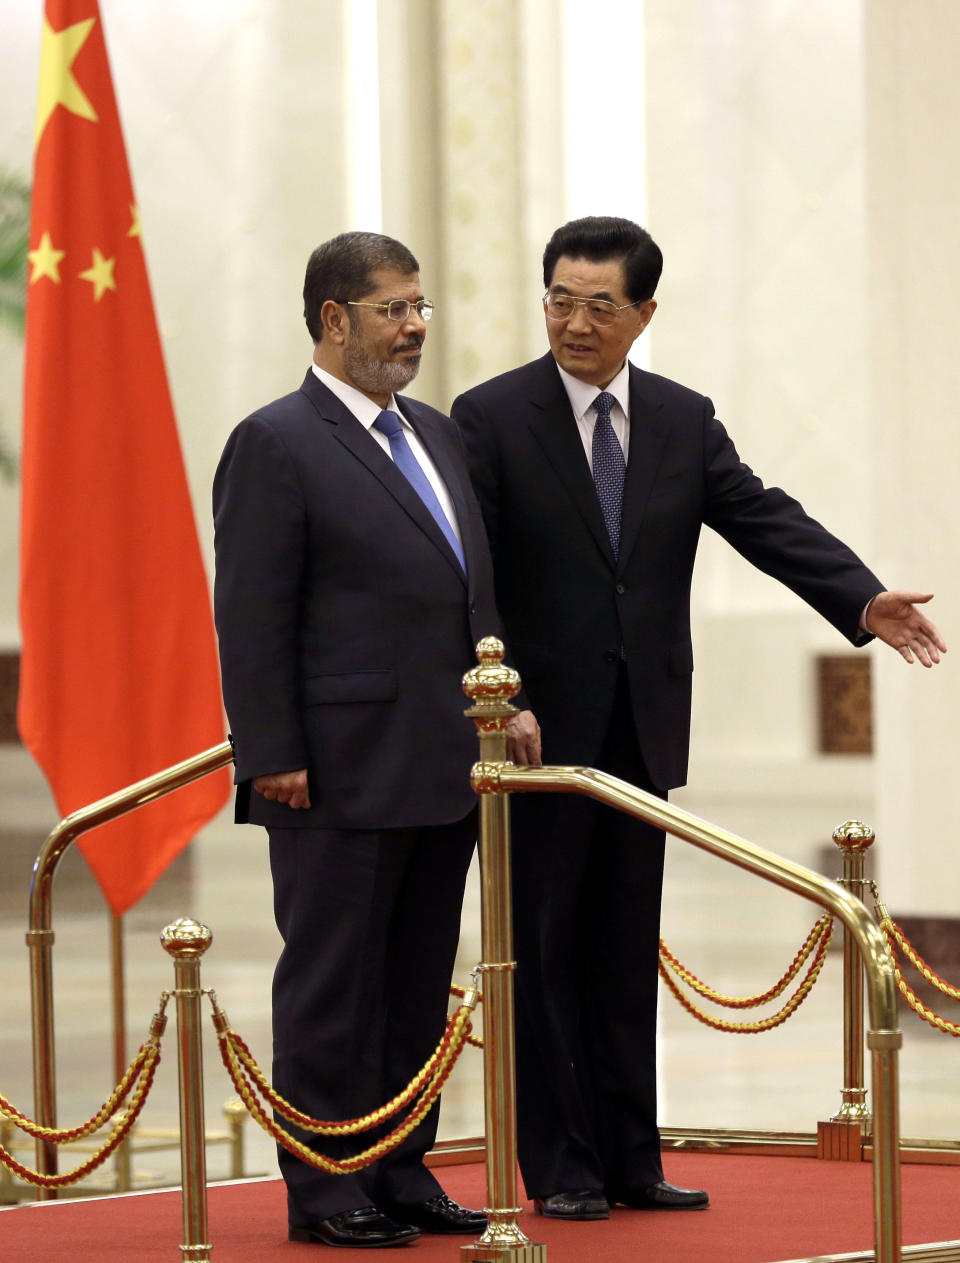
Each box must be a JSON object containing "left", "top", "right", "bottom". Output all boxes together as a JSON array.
[
  {"left": 35, "top": 16, "right": 99, "bottom": 148},
  {"left": 128, "top": 204, "right": 142, "bottom": 238},
  {"left": 78, "top": 248, "right": 117, "bottom": 301},
  {"left": 27, "top": 231, "right": 67, "bottom": 285}
]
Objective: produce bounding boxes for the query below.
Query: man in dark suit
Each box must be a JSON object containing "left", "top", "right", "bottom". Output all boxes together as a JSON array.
[
  {"left": 451, "top": 215, "right": 946, "bottom": 1222},
  {"left": 214, "top": 231, "right": 496, "bottom": 1248}
]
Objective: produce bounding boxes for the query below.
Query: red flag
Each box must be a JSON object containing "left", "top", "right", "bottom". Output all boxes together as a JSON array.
[{"left": 19, "top": 0, "right": 230, "bottom": 914}]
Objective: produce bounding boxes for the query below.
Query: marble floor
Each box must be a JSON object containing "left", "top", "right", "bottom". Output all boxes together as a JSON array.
[{"left": 1, "top": 744, "right": 958, "bottom": 1203}]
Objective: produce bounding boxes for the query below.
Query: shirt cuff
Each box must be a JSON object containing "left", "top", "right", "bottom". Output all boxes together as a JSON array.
[{"left": 859, "top": 594, "right": 879, "bottom": 636}]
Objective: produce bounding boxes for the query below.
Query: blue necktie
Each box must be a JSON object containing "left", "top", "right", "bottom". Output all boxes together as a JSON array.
[
  {"left": 373, "top": 409, "right": 466, "bottom": 572},
  {"left": 592, "top": 391, "right": 625, "bottom": 558}
]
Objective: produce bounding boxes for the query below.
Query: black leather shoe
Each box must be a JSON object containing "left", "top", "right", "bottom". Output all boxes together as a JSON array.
[
  {"left": 533, "top": 1190, "right": 610, "bottom": 1220},
  {"left": 289, "top": 1206, "right": 421, "bottom": 1247},
  {"left": 383, "top": 1193, "right": 487, "bottom": 1234},
  {"left": 610, "top": 1180, "right": 709, "bottom": 1210}
]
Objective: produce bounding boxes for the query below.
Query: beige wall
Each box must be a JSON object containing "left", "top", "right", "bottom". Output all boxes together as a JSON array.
[{"left": 645, "top": 0, "right": 877, "bottom": 851}]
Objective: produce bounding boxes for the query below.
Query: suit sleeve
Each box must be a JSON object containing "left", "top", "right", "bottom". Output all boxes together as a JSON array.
[
  {"left": 451, "top": 390, "right": 501, "bottom": 560},
  {"left": 700, "top": 403, "right": 885, "bottom": 643},
  {"left": 450, "top": 389, "right": 533, "bottom": 709},
  {"left": 213, "top": 415, "right": 310, "bottom": 783}
]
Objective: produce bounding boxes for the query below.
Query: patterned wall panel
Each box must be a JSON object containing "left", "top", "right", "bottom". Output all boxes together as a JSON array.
[{"left": 434, "top": 0, "right": 527, "bottom": 400}]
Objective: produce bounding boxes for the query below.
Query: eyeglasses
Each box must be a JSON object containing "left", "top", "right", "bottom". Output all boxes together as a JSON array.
[
  {"left": 543, "top": 291, "right": 643, "bottom": 327},
  {"left": 346, "top": 298, "right": 435, "bottom": 322}
]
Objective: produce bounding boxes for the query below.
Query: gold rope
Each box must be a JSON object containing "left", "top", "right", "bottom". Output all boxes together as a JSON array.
[
  {"left": 659, "top": 916, "right": 833, "bottom": 1032},
  {"left": 881, "top": 919, "right": 960, "bottom": 1001},
  {"left": 214, "top": 996, "right": 475, "bottom": 1174},
  {"left": 659, "top": 915, "right": 833, "bottom": 1009},
  {"left": 0, "top": 1037, "right": 161, "bottom": 1187},
  {"left": 878, "top": 918, "right": 960, "bottom": 1037}
]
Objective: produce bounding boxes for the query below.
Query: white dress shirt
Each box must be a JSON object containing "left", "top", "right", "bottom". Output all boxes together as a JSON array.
[
  {"left": 311, "top": 364, "right": 463, "bottom": 552},
  {"left": 555, "top": 359, "right": 632, "bottom": 470}
]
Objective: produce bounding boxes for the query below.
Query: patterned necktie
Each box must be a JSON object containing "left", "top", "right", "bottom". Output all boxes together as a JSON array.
[
  {"left": 591, "top": 391, "right": 626, "bottom": 558},
  {"left": 373, "top": 409, "right": 466, "bottom": 572}
]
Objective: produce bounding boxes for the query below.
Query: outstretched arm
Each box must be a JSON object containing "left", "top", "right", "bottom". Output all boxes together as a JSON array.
[{"left": 864, "top": 591, "right": 947, "bottom": 667}]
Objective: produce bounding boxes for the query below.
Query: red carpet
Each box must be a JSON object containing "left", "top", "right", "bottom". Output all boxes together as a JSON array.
[{"left": 2, "top": 1154, "right": 959, "bottom": 1261}]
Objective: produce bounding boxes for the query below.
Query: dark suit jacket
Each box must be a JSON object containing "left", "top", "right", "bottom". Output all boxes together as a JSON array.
[
  {"left": 214, "top": 369, "right": 499, "bottom": 829},
  {"left": 452, "top": 353, "right": 885, "bottom": 789}
]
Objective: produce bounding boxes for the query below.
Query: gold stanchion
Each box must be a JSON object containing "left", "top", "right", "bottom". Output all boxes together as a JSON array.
[
  {"left": 819, "top": 820, "right": 875, "bottom": 1160},
  {"left": 460, "top": 639, "right": 546, "bottom": 1263},
  {"left": 161, "top": 918, "right": 213, "bottom": 1263}
]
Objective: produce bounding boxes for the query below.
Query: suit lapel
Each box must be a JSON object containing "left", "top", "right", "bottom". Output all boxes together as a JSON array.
[
  {"left": 525, "top": 356, "right": 617, "bottom": 568},
  {"left": 299, "top": 372, "right": 466, "bottom": 583},
  {"left": 618, "top": 364, "right": 670, "bottom": 572}
]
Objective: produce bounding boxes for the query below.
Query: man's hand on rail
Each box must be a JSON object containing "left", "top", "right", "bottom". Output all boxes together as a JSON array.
[
  {"left": 507, "top": 709, "right": 542, "bottom": 766},
  {"left": 864, "top": 590, "right": 947, "bottom": 667},
  {"left": 253, "top": 769, "right": 311, "bottom": 808}
]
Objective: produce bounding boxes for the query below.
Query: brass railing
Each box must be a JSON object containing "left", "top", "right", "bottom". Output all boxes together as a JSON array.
[
  {"left": 26, "top": 740, "right": 235, "bottom": 1192},
  {"left": 463, "top": 638, "right": 903, "bottom": 1263}
]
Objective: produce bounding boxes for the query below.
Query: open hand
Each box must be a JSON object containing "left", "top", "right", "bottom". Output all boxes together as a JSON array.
[{"left": 865, "top": 591, "right": 947, "bottom": 667}]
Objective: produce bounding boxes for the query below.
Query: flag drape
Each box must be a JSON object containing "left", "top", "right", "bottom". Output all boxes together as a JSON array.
[{"left": 19, "top": 0, "right": 230, "bottom": 914}]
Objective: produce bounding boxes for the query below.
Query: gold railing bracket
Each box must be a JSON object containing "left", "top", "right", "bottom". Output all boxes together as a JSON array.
[
  {"left": 471, "top": 762, "right": 505, "bottom": 794},
  {"left": 867, "top": 1030, "right": 903, "bottom": 1052}
]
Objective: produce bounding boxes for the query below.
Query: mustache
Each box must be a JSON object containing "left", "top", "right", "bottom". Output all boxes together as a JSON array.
[{"left": 395, "top": 336, "right": 424, "bottom": 352}]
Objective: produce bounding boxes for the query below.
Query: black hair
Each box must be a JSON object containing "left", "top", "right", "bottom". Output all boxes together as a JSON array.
[
  {"left": 303, "top": 231, "right": 419, "bottom": 342},
  {"left": 542, "top": 216, "right": 662, "bottom": 303}
]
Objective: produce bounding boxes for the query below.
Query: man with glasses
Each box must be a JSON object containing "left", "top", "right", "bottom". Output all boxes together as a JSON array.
[
  {"left": 214, "top": 231, "right": 493, "bottom": 1248},
  {"left": 452, "top": 215, "right": 945, "bottom": 1222}
]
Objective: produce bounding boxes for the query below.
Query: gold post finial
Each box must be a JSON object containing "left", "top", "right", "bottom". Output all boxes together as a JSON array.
[
  {"left": 832, "top": 820, "right": 876, "bottom": 853},
  {"left": 463, "top": 637, "right": 521, "bottom": 728},
  {"left": 161, "top": 917, "right": 213, "bottom": 959}
]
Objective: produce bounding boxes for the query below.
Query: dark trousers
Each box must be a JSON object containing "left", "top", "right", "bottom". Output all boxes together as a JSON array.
[
  {"left": 511, "top": 671, "right": 666, "bottom": 1197},
  {"left": 267, "top": 813, "right": 476, "bottom": 1223}
]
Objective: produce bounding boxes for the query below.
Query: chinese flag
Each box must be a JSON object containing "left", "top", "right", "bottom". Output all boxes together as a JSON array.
[{"left": 19, "top": 0, "right": 230, "bottom": 914}]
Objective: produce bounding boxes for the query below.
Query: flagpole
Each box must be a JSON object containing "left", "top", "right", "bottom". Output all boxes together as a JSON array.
[{"left": 110, "top": 912, "right": 131, "bottom": 1191}]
